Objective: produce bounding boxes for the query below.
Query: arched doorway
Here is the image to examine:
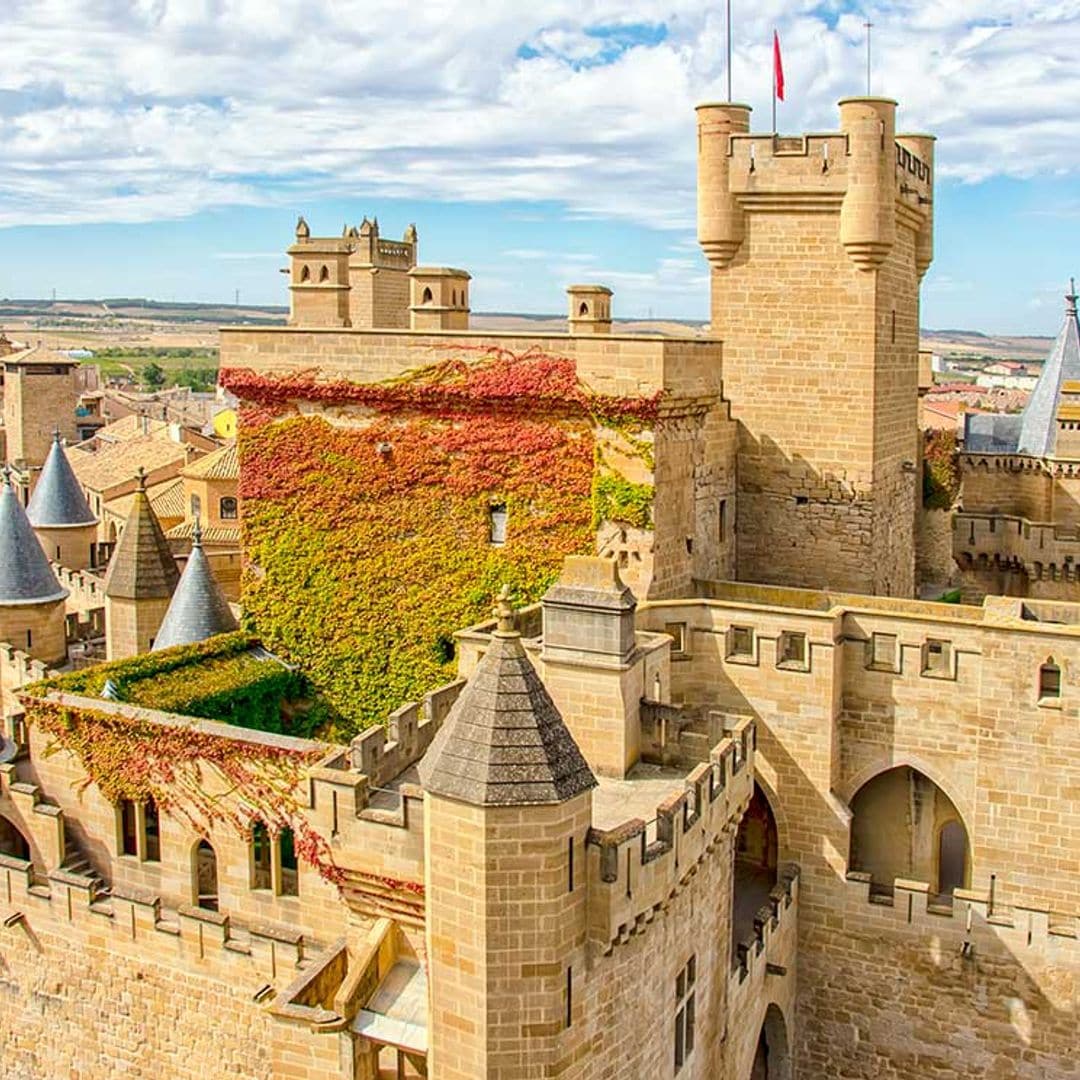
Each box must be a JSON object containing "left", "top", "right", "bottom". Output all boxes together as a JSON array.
[
  {"left": 0, "top": 815, "right": 30, "bottom": 860},
  {"left": 751, "top": 1004, "right": 791, "bottom": 1080},
  {"left": 733, "top": 784, "right": 779, "bottom": 955},
  {"left": 849, "top": 765, "right": 969, "bottom": 902},
  {"left": 194, "top": 839, "right": 219, "bottom": 911}
]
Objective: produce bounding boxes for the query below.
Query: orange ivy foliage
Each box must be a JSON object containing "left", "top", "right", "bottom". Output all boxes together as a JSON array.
[
  {"left": 27, "top": 698, "right": 342, "bottom": 882},
  {"left": 225, "top": 352, "right": 659, "bottom": 736}
]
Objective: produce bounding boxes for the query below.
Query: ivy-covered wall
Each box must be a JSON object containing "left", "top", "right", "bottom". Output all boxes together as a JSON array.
[{"left": 225, "top": 352, "right": 660, "bottom": 737}]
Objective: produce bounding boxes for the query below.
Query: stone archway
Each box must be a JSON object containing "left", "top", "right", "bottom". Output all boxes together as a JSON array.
[
  {"left": 733, "top": 784, "right": 779, "bottom": 953},
  {"left": 849, "top": 765, "right": 970, "bottom": 901},
  {"left": 751, "top": 1003, "right": 791, "bottom": 1080}
]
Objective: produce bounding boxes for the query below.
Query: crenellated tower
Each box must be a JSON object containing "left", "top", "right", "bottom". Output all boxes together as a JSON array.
[{"left": 697, "top": 97, "right": 934, "bottom": 596}]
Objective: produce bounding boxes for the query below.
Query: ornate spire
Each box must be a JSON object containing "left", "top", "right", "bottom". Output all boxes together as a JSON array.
[
  {"left": 1067, "top": 277, "right": 1078, "bottom": 318},
  {"left": 493, "top": 584, "right": 516, "bottom": 635},
  {"left": 26, "top": 430, "right": 97, "bottom": 528}
]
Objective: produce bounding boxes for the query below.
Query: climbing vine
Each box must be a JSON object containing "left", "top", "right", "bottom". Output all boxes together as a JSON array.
[
  {"left": 23, "top": 697, "right": 342, "bottom": 883},
  {"left": 923, "top": 429, "right": 960, "bottom": 510},
  {"left": 223, "top": 350, "right": 660, "bottom": 737}
]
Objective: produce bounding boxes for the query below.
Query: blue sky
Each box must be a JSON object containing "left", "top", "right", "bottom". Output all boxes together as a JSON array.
[{"left": 1, "top": 2, "right": 1078, "bottom": 334}]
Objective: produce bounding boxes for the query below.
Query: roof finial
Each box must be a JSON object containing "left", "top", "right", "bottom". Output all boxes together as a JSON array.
[
  {"left": 1068, "top": 278, "right": 1078, "bottom": 317},
  {"left": 1, "top": 464, "right": 13, "bottom": 490},
  {"left": 135, "top": 465, "right": 147, "bottom": 492},
  {"left": 493, "top": 584, "right": 516, "bottom": 635},
  {"left": 192, "top": 514, "right": 203, "bottom": 549}
]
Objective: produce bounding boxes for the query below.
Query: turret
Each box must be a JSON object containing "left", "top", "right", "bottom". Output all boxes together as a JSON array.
[
  {"left": 151, "top": 520, "right": 238, "bottom": 651},
  {"left": 409, "top": 267, "right": 471, "bottom": 331},
  {"left": 897, "top": 133, "right": 936, "bottom": 278},
  {"left": 420, "top": 591, "right": 596, "bottom": 1079},
  {"left": 838, "top": 97, "right": 897, "bottom": 271},
  {"left": 0, "top": 466, "right": 68, "bottom": 665},
  {"left": 103, "top": 469, "right": 180, "bottom": 659},
  {"left": 26, "top": 431, "right": 99, "bottom": 570},
  {"left": 695, "top": 102, "right": 751, "bottom": 268},
  {"left": 566, "top": 285, "right": 612, "bottom": 335}
]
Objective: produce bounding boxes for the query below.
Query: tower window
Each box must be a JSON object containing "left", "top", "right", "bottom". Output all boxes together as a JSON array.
[
  {"left": 726, "top": 625, "right": 754, "bottom": 660},
  {"left": 868, "top": 632, "right": 898, "bottom": 671},
  {"left": 719, "top": 498, "right": 727, "bottom": 543},
  {"left": 1039, "top": 660, "right": 1061, "bottom": 702},
  {"left": 319, "top": 264, "right": 330, "bottom": 282},
  {"left": 489, "top": 504, "right": 508, "bottom": 546},
  {"left": 300, "top": 265, "right": 311, "bottom": 282},
  {"left": 922, "top": 638, "right": 952, "bottom": 678},
  {"left": 119, "top": 800, "right": 138, "bottom": 856},
  {"left": 220, "top": 496, "right": 238, "bottom": 520},
  {"left": 664, "top": 622, "right": 688, "bottom": 656},
  {"left": 778, "top": 631, "right": 808, "bottom": 670},
  {"left": 144, "top": 798, "right": 161, "bottom": 862},
  {"left": 579, "top": 302, "right": 589, "bottom": 316},
  {"left": 25, "top": 629, "right": 32, "bottom": 649},
  {"left": 674, "top": 955, "right": 696, "bottom": 1072},
  {"left": 280, "top": 828, "right": 299, "bottom": 897},
  {"left": 422, "top": 287, "right": 433, "bottom": 304}
]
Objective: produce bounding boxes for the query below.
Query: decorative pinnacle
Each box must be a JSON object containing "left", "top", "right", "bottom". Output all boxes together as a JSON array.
[
  {"left": 135, "top": 465, "right": 147, "bottom": 492},
  {"left": 1, "top": 464, "right": 12, "bottom": 489},
  {"left": 1067, "top": 278, "right": 1078, "bottom": 317},
  {"left": 192, "top": 514, "right": 203, "bottom": 548},
  {"left": 493, "top": 584, "right": 516, "bottom": 635}
]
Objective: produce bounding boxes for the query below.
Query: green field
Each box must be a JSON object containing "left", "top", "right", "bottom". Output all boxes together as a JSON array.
[{"left": 90, "top": 346, "right": 220, "bottom": 391}]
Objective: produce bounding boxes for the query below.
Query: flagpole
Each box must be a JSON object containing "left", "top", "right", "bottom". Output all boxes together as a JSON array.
[
  {"left": 726, "top": 0, "right": 732, "bottom": 100},
  {"left": 772, "top": 50, "right": 777, "bottom": 133}
]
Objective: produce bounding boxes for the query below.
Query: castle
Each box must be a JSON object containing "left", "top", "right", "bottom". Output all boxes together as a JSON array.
[{"left": 0, "top": 95, "right": 1075, "bottom": 1080}]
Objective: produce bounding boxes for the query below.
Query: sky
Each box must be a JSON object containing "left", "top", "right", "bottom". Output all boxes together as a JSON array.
[{"left": 1, "top": 1, "right": 1079, "bottom": 334}]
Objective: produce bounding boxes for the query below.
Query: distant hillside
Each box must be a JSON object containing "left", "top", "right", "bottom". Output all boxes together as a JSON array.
[{"left": 0, "top": 297, "right": 1054, "bottom": 362}]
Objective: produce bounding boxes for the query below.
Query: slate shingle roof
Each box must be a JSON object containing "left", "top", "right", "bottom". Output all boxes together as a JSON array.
[
  {"left": 0, "top": 471, "right": 68, "bottom": 606},
  {"left": 1015, "top": 288, "right": 1080, "bottom": 458},
  {"left": 418, "top": 615, "right": 596, "bottom": 807},
  {"left": 103, "top": 475, "right": 181, "bottom": 601},
  {"left": 26, "top": 433, "right": 97, "bottom": 528},
  {"left": 152, "top": 527, "right": 238, "bottom": 651}
]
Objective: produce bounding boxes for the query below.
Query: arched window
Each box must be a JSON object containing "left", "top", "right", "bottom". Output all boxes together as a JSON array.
[
  {"left": 219, "top": 496, "right": 238, "bottom": 520},
  {"left": 422, "top": 286, "right": 434, "bottom": 304},
  {"left": 280, "top": 828, "right": 299, "bottom": 897},
  {"left": 451, "top": 289, "right": 457, "bottom": 306},
  {"left": 251, "top": 821, "right": 272, "bottom": 890},
  {"left": 1039, "top": 659, "right": 1061, "bottom": 701},
  {"left": 195, "top": 839, "right": 219, "bottom": 911},
  {"left": 319, "top": 264, "right": 330, "bottom": 282},
  {"left": 578, "top": 301, "right": 589, "bottom": 316},
  {"left": 300, "top": 265, "right": 311, "bottom": 283},
  {"left": 0, "top": 815, "right": 31, "bottom": 861}
]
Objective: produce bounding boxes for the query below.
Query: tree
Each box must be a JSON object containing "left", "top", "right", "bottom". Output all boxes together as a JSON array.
[{"left": 143, "top": 361, "right": 166, "bottom": 389}]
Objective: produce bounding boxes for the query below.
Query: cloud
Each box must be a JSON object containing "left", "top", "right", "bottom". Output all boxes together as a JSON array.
[{"left": 0, "top": 2, "right": 1078, "bottom": 231}]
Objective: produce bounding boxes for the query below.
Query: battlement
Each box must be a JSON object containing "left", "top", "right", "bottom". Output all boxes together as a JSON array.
[
  {"left": 585, "top": 718, "right": 754, "bottom": 951},
  {"left": 845, "top": 872, "right": 1079, "bottom": 956},
  {"left": 0, "top": 850, "right": 317, "bottom": 989},
  {"left": 697, "top": 98, "right": 934, "bottom": 275},
  {"left": 731, "top": 865, "right": 800, "bottom": 986},
  {"left": 954, "top": 510, "right": 1080, "bottom": 586},
  {"left": 53, "top": 563, "right": 105, "bottom": 614},
  {"left": 346, "top": 679, "right": 465, "bottom": 787}
]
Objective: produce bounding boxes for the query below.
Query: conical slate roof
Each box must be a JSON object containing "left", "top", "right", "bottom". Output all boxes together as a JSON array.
[
  {"left": 103, "top": 471, "right": 180, "bottom": 600},
  {"left": 0, "top": 469, "right": 68, "bottom": 606},
  {"left": 419, "top": 598, "right": 597, "bottom": 806},
  {"left": 152, "top": 523, "right": 238, "bottom": 651},
  {"left": 1016, "top": 285, "right": 1080, "bottom": 458},
  {"left": 26, "top": 433, "right": 97, "bottom": 528}
]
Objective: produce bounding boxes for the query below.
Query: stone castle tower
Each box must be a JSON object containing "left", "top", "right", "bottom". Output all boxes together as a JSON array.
[
  {"left": 420, "top": 596, "right": 597, "bottom": 1078},
  {"left": 698, "top": 97, "right": 935, "bottom": 596}
]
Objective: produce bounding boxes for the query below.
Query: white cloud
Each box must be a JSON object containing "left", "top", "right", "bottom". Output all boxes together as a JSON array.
[{"left": 0, "top": 2, "right": 1078, "bottom": 229}]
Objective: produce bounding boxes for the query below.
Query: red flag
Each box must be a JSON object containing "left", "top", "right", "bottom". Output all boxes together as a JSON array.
[{"left": 773, "top": 30, "right": 785, "bottom": 102}]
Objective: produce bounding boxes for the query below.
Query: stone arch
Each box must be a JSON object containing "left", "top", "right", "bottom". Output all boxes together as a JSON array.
[
  {"left": 751, "top": 1003, "right": 791, "bottom": 1080},
  {"left": 0, "top": 813, "right": 31, "bottom": 861},
  {"left": 839, "top": 752, "right": 974, "bottom": 837},
  {"left": 300, "top": 265, "right": 311, "bottom": 283},
  {"left": 848, "top": 764, "right": 970, "bottom": 900},
  {"left": 750, "top": 769, "right": 790, "bottom": 859},
  {"left": 192, "top": 838, "right": 219, "bottom": 911}
]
